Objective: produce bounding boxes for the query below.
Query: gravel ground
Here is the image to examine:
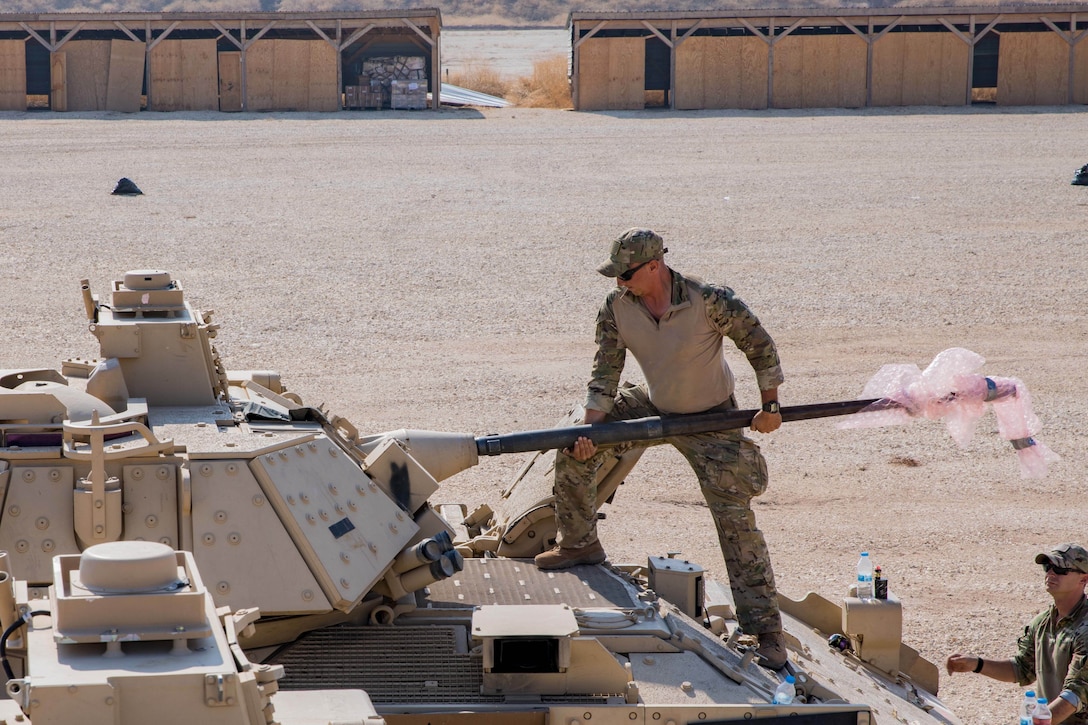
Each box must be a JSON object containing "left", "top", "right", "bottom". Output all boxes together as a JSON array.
[{"left": 2, "top": 105, "right": 1087, "bottom": 723}]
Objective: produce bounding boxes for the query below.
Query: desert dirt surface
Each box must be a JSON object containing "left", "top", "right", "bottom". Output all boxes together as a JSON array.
[{"left": 1, "top": 105, "right": 1086, "bottom": 723}]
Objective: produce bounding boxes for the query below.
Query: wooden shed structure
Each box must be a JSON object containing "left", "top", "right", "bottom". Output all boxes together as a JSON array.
[
  {"left": 0, "top": 10, "right": 441, "bottom": 112},
  {"left": 569, "top": 4, "right": 1088, "bottom": 110}
]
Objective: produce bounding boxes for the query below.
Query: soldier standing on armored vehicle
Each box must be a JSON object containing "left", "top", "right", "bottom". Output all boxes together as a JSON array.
[{"left": 534, "top": 227, "right": 789, "bottom": 669}]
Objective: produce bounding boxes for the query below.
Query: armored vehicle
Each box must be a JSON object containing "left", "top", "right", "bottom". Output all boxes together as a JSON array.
[{"left": 0, "top": 270, "right": 960, "bottom": 724}]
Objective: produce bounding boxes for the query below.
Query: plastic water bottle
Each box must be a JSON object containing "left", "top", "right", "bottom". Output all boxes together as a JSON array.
[
  {"left": 773, "top": 675, "right": 796, "bottom": 704},
  {"left": 1020, "top": 690, "right": 1036, "bottom": 725},
  {"left": 1033, "top": 697, "right": 1052, "bottom": 725},
  {"left": 857, "top": 552, "right": 874, "bottom": 600}
]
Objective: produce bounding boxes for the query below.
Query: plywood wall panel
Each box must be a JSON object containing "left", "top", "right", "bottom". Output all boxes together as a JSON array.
[
  {"left": 63, "top": 40, "right": 110, "bottom": 111},
  {"left": 872, "top": 33, "right": 905, "bottom": 106},
  {"left": 772, "top": 39, "right": 804, "bottom": 108},
  {"left": 576, "top": 37, "right": 644, "bottom": 111},
  {"left": 999, "top": 33, "right": 1070, "bottom": 105},
  {"left": 0, "top": 40, "right": 26, "bottom": 111},
  {"left": 937, "top": 34, "right": 970, "bottom": 105},
  {"left": 50, "top": 52, "right": 67, "bottom": 111},
  {"left": 151, "top": 38, "right": 218, "bottom": 111},
  {"left": 274, "top": 39, "right": 310, "bottom": 111},
  {"left": 874, "top": 32, "right": 968, "bottom": 107},
  {"left": 675, "top": 36, "right": 767, "bottom": 110},
  {"left": 1074, "top": 41, "right": 1088, "bottom": 105},
  {"left": 106, "top": 39, "right": 144, "bottom": 113},
  {"left": 218, "top": 51, "right": 242, "bottom": 112},
  {"left": 773, "top": 35, "right": 865, "bottom": 108},
  {"left": 308, "top": 40, "right": 339, "bottom": 112},
  {"left": 245, "top": 41, "right": 275, "bottom": 111}
]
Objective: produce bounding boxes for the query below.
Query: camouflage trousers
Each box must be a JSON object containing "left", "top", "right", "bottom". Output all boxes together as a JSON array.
[{"left": 553, "top": 385, "right": 782, "bottom": 635}]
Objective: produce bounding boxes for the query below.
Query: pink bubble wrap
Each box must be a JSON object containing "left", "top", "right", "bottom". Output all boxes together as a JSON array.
[{"left": 837, "top": 348, "right": 1058, "bottom": 478}]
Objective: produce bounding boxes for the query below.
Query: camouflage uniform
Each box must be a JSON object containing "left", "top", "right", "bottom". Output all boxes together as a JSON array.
[
  {"left": 1009, "top": 544, "right": 1088, "bottom": 723},
  {"left": 555, "top": 251, "right": 785, "bottom": 636}
]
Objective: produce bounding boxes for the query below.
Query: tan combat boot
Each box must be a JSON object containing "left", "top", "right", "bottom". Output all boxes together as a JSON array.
[
  {"left": 534, "top": 540, "right": 607, "bottom": 570},
  {"left": 757, "top": 630, "right": 788, "bottom": 670}
]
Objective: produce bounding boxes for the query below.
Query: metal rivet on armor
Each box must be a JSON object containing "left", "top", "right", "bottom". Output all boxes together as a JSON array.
[
  {"left": 225, "top": 464, "right": 237, "bottom": 475},
  {"left": 368, "top": 542, "right": 378, "bottom": 553},
  {"left": 286, "top": 495, "right": 295, "bottom": 505},
  {"left": 355, "top": 485, "right": 367, "bottom": 496},
  {"left": 299, "top": 493, "right": 309, "bottom": 504},
  {"left": 157, "top": 467, "right": 170, "bottom": 480},
  {"left": 630, "top": 712, "right": 640, "bottom": 720},
  {"left": 130, "top": 468, "right": 144, "bottom": 480},
  {"left": 202, "top": 533, "right": 215, "bottom": 546},
  {"left": 104, "top": 697, "right": 113, "bottom": 706},
  {"left": 159, "top": 537, "right": 171, "bottom": 546},
  {"left": 295, "top": 446, "right": 304, "bottom": 456},
  {"left": 395, "top": 512, "right": 404, "bottom": 521},
  {"left": 368, "top": 481, "right": 378, "bottom": 492},
  {"left": 214, "top": 511, "right": 227, "bottom": 523},
  {"left": 318, "top": 510, "right": 328, "bottom": 521},
  {"left": 278, "top": 451, "right": 289, "bottom": 460},
  {"left": 339, "top": 578, "right": 349, "bottom": 589},
  {"left": 49, "top": 470, "right": 61, "bottom": 481},
  {"left": 252, "top": 495, "right": 265, "bottom": 507},
  {"left": 306, "top": 514, "right": 315, "bottom": 525},
  {"left": 340, "top": 552, "right": 349, "bottom": 563},
  {"left": 122, "top": 504, "right": 133, "bottom": 514},
  {"left": 34, "top": 517, "right": 48, "bottom": 530},
  {"left": 228, "top": 533, "right": 240, "bottom": 545},
  {"left": 7, "top": 506, "right": 18, "bottom": 517},
  {"left": 328, "top": 483, "right": 338, "bottom": 496},
  {"left": 308, "top": 442, "right": 317, "bottom": 451},
  {"left": 217, "top": 582, "right": 230, "bottom": 594},
  {"left": 388, "top": 523, "right": 398, "bottom": 534},
  {"left": 680, "top": 682, "right": 693, "bottom": 692},
  {"left": 328, "top": 447, "right": 338, "bottom": 457},
  {"left": 14, "top": 540, "right": 28, "bottom": 553},
  {"left": 302, "top": 590, "right": 314, "bottom": 601},
  {"left": 146, "top": 515, "right": 158, "bottom": 528},
  {"left": 94, "top": 499, "right": 103, "bottom": 509},
  {"left": 335, "top": 504, "right": 344, "bottom": 515},
  {"left": 94, "top": 525, "right": 103, "bottom": 534},
  {"left": 265, "top": 455, "right": 275, "bottom": 464},
  {"left": 21, "top": 470, "right": 34, "bottom": 483},
  {"left": 41, "top": 540, "right": 54, "bottom": 553},
  {"left": 199, "top": 464, "right": 213, "bottom": 477},
  {"left": 347, "top": 500, "right": 357, "bottom": 511}
]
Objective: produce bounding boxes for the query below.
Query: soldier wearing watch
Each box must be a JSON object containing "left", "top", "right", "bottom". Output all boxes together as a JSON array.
[{"left": 762, "top": 400, "right": 780, "bottom": 415}]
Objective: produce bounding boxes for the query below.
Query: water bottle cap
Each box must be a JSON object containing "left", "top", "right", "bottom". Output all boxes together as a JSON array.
[
  {"left": 1026, "top": 690, "right": 1036, "bottom": 697},
  {"left": 861, "top": 552, "right": 869, "bottom": 556},
  {"left": 1038, "top": 697, "right": 1047, "bottom": 703},
  {"left": 785, "top": 675, "right": 796, "bottom": 683}
]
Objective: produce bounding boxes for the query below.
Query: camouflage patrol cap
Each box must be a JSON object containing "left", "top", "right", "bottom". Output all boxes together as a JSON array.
[
  {"left": 597, "top": 228, "right": 668, "bottom": 278},
  {"left": 1035, "top": 543, "right": 1088, "bottom": 574}
]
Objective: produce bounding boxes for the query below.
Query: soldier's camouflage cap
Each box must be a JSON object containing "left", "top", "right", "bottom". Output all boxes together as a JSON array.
[
  {"left": 1035, "top": 543, "right": 1088, "bottom": 574},
  {"left": 597, "top": 228, "right": 668, "bottom": 278}
]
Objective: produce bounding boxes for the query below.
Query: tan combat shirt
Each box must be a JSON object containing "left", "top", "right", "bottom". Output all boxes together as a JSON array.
[
  {"left": 1013, "top": 596, "right": 1088, "bottom": 723},
  {"left": 585, "top": 269, "right": 784, "bottom": 416}
]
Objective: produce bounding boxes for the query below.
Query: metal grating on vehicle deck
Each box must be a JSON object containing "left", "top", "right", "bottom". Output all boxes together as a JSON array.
[
  {"left": 419, "top": 557, "right": 640, "bottom": 608},
  {"left": 270, "top": 624, "right": 492, "bottom": 703}
]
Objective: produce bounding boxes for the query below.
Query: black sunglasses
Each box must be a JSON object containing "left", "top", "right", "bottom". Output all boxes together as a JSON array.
[
  {"left": 1044, "top": 562, "right": 1077, "bottom": 576},
  {"left": 618, "top": 260, "right": 652, "bottom": 282}
]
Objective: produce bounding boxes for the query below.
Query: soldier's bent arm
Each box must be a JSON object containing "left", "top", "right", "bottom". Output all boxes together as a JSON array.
[
  {"left": 703, "top": 285, "right": 784, "bottom": 391},
  {"left": 585, "top": 294, "right": 626, "bottom": 414}
]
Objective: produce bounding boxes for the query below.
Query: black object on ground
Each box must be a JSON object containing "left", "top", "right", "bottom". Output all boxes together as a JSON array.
[
  {"left": 1073, "top": 164, "right": 1088, "bottom": 186},
  {"left": 112, "top": 178, "right": 143, "bottom": 195}
]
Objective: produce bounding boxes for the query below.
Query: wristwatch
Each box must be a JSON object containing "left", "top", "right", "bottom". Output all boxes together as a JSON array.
[{"left": 761, "top": 400, "right": 781, "bottom": 414}]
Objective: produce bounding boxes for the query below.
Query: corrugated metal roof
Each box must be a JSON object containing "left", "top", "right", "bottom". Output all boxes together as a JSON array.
[{"left": 439, "top": 83, "right": 512, "bottom": 108}]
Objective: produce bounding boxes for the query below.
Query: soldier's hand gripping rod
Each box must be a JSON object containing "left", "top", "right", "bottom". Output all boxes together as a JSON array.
[{"left": 474, "top": 399, "right": 881, "bottom": 457}]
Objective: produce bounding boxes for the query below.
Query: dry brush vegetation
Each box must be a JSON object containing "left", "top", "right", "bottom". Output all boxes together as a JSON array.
[{"left": 449, "top": 54, "right": 571, "bottom": 108}]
